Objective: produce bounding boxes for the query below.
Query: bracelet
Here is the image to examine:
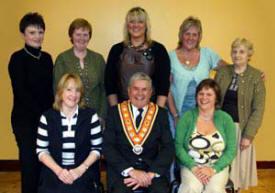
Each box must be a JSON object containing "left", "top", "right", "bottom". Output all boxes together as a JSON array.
[
  {"left": 82, "top": 163, "right": 89, "bottom": 170},
  {"left": 172, "top": 113, "right": 179, "bottom": 119}
]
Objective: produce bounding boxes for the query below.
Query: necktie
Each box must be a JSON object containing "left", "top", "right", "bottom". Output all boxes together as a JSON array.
[{"left": 135, "top": 108, "right": 144, "bottom": 128}]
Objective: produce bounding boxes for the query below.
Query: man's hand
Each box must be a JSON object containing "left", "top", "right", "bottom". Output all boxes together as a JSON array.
[
  {"left": 124, "top": 177, "right": 141, "bottom": 190},
  {"left": 128, "top": 169, "right": 152, "bottom": 187}
]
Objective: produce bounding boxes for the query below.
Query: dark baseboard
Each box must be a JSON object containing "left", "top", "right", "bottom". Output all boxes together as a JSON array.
[
  {"left": 0, "top": 160, "right": 275, "bottom": 172},
  {"left": 0, "top": 160, "right": 20, "bottom": 171},
  {"left": 257, "top": 161, "right": 275, "bottom": 169}
]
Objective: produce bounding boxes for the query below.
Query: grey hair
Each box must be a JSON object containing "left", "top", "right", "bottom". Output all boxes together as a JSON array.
[{"left": 128, "top": 72, "right": 152, "bottom": 89}]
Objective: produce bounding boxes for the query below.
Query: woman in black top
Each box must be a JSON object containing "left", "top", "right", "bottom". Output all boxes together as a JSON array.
[
  {"left": 104, "top": 7, "right": 170, "bottom": 107},
  {"left": 8, "top": 12, "right": 54, "bottom": 193}
]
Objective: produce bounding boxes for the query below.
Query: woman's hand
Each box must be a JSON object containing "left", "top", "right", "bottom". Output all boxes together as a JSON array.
[
  {"left": 69, "top": 164, "right": 87, "bottom": 180},
  {"left": 57, "top": 168, "right": 74, "bottom": 184},
  {"left": 240, "top": 138, "right": 251, "bottom": 151},
  {"left": 173, "top": 116, "right": 179, "bottom": 128},
  {"left": 192, "top": 166, "right": 214, "bottom": 184},
  {"left": 191, "top": 166, "right": 208, "bottom": 184}
]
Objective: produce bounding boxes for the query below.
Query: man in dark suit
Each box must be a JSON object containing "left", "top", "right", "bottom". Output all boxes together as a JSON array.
[{"left": 103, "top": 72, "right": 174, "bottom": 193}]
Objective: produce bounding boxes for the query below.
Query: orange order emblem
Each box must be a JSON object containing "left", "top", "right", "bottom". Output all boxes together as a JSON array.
[{"left": 118, "top": 101, "right": 158, "bottom": 155}]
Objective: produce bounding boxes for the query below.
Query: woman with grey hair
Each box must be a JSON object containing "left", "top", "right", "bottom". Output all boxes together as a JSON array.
[
  {"left": 215, "top": 38, "right": 265, "bottom": 192},
  {"left": 104, "top": 7, "right": 170, "bottom": 108}
]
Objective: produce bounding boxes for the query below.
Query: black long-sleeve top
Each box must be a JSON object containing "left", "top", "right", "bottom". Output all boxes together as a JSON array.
[
  {"left": 104, "top": 41, "right": 170, "bottom": 103},
  {"left": 8, "top": 44, "right": 54, "bottom": 128}
]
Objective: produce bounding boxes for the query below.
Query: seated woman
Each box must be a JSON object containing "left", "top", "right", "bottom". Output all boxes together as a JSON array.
[
  {"left": 175, "top": 79, "right": 237, "bottom": 193},
  {"left": 36, "top": 74, "right": 102, "bottom": 193},
  {"left": 215, "top": 38, "right": 266, "bottom": 192}
]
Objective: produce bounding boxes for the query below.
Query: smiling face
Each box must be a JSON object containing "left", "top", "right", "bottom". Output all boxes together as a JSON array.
[
  {"left": 197, "top": 87, "right": 216, "bottom": 112},
  {"left": 61, "top": 79, "right": 81, "bottom": 111},
  {"left": 231, "top": 44, "right": 250, "bottom": 67},
  {"left": 128, "top": 17, "right": 146, "bottom": 40},
  {"left": 128, "top": 79, "right": 152, "bottom": 108},
  {"left": 182, "top": 26, "right": 200, "bottom": 51},
  {"left": 22, "top": 25, "right": 44, "bottom": 48},
  {"left": 71, "top": 28, "right": 90, "bottom": 51}
]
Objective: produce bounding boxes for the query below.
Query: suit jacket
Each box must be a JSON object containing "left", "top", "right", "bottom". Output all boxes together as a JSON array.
[{"left": 103, "top": 104, "right": 174, "bottom": 186}]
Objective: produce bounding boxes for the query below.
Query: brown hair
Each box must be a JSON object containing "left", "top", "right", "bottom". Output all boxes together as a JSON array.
[
  {"left": 196, "top": 79, "right": 221, "bottom": 108},
  {"left": 53, "top": 74, "right": 85, "bottom": 110},
  {"left": 68, "top": 18, "right": 92, "bottom": 43}
]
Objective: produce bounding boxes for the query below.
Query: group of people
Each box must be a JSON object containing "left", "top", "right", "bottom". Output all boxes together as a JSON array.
[{"left": 8, "top": 6, "right": 265, "bottom": 193}]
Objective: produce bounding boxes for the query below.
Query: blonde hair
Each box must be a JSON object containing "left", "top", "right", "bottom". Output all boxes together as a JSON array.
[
  {"left": 177, "top": 16, "right": 202, "bottom": 49},
  {"left": 231, "top": 38, "right": 254, "bottom": 57},
  {"left": 53, "top": 74, "right": 85, "bottom": 110},
  {"left": 123, "top": 7, "right": 152, "bottom": 46}
]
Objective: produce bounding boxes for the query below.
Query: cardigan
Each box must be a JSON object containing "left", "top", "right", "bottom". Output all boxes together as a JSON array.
[
  {"left": 169, "top": 47, "right": 220, "bottom": 115},
  {"left": 37, "top": 108, "right": 102, "bottom": 193},
  {"left": 37, "top": 107, "right": 102, "bottom": 166},
  {"left": 175, "top": 108, "right": 236, "bottom": 173},
  {"left": 54, "top": 48, "right": 107, "bottom": 118},
  {"left": 104, "top": 41, "right": 170, "bottom": 102},
  {"left": 8, "top": 44, "right": 54, "bottom": 128},
  {"left": 215, "top": 64, "right": 266, "bottom": 141}
]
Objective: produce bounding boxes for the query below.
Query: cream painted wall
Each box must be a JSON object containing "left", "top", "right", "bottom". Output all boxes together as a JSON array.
[{"left": 0, "top": 0, "right": 274, "bottom": 160}]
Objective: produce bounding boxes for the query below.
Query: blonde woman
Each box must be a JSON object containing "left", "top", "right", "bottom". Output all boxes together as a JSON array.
[
  {"left": 104, "top": 7, "right": 170, "bottom": 107},
  {"left": 37, "top": 74, "right": 102, "bottom": 193}
]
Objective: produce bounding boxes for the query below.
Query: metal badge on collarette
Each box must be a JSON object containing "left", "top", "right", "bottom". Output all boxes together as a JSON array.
[{"left": 133, "top": 145, "right": 143, "bottom": 155}]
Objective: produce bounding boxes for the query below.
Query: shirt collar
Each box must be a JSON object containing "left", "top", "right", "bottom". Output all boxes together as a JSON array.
[
  {"left": 60, "top": 105, "right": 79, "bottom": 119},
  {"left": 131, "top": 104, "right": 148, "bottom": 119}
]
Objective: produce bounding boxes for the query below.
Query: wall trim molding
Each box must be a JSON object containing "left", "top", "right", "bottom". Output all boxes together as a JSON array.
[
  {"left": 0, "top": 160, "right": 20, "bottom": 171},
  {"left": 0, "top": 160, "right": 274, "bottom": 171}
]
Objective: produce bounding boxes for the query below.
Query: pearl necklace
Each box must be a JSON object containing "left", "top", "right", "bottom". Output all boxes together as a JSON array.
[{"left": 24, "top": 47, "right": 41, "bottom": 60}]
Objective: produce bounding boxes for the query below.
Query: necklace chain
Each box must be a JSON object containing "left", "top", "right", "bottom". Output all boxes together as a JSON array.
[
  {"left": 181, "top": 49, "right": 198, "bottom": 66},
  {"left": 24, "top": 47, "right": 41, "bottom": 59},
  {"left": 129, "top": 41, "right": 145, "bottom": 50}
]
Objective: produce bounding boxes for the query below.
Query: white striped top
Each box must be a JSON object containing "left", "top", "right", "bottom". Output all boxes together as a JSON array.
[{"left": 36, "top": 107, "right": 102, "bottom": 166}]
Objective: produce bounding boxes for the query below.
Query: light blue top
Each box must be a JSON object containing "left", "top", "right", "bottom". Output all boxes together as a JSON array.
[{"left": 169, "top": 47, "right": 220, "bottom": 115}]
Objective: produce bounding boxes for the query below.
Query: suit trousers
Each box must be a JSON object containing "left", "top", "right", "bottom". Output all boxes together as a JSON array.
[
  {"left": 13, "top": 124, "right": 41, "bottom": 193},
  {"left": 178, "top": 166, "right": 229, "bottom": 193},
  {"left": 110, "top": 176, "right": 169, "bottom": 193}
]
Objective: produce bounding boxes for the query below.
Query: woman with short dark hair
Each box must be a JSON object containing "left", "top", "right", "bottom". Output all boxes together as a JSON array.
[{"left": 8, "top": 12, "right": 54, "bottom": 193}]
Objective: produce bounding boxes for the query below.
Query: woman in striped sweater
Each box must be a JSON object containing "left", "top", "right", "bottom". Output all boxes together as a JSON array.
[{"left": 36, "top": 74, "right": 102, "bottom": 193}]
